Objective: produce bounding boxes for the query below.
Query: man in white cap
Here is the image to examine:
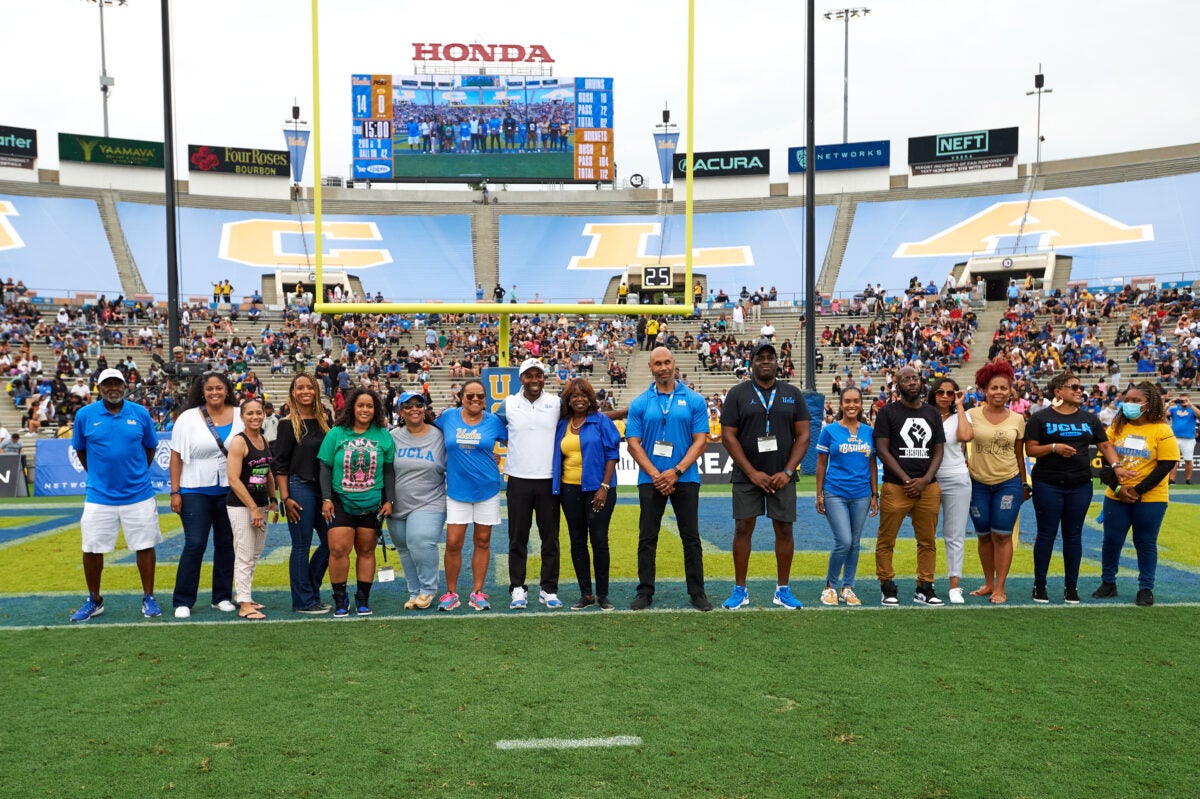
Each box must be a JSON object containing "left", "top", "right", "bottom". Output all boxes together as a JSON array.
[
  {"left": 68, "top": 368, "right": 164, "bottom": 621},
  {"left": 497, "top": 357, "right": 563, "bottom": 609}
]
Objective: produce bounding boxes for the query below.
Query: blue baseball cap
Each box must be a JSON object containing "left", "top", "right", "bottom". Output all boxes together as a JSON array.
[{"left": 397, "top": 391, "right": 426, "bottom": 407}]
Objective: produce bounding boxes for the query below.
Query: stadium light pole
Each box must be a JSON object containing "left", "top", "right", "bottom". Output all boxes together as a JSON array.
[
  {"left": 160, "top": 0, "right": 181, "bottom": 357},
  {"left": 823, "top": 7, "right": 869, "bottom": 144},
  {"left": 805, "top": 0, "right": 817, "bottom": 391},
  {"left": 89, "top": 0, "right": 127, "bottom": 137},
  {"left": 1026, "top": 65, "right": 1053, "bottom": 167}
]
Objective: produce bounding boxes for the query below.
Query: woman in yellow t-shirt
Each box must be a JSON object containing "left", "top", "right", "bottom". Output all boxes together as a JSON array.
[
  {"left": 966, "top": 359, "right": 1029, "bottom": 605},
  {"left": 1094, "top": 381, "right": 1177, "bottom": 606}
]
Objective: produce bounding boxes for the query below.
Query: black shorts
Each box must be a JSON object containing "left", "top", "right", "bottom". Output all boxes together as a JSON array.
[
  {"left": 328, "top": 495, "right": 382, "bottom": 531},
  {"left": 732, "top": 481, "right": 797, "bottom": 523}
]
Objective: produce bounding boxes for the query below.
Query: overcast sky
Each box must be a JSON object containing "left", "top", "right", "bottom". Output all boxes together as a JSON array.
[{"left": 4, "top": 0, "right": 1198, "bottom": 187}]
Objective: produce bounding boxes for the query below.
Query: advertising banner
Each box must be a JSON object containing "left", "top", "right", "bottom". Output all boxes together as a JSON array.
[
  {"left": 0, "top": 454, "right": 27, "bottom": 497},
  {"left": 34, "top": 434, "right": 172, "bottom": 497},
  {"left": 672, "top": 148, "right": 769, "bottom": 179},
  {"left": 188, "top": 144, "right": 290, "bottom": 177},
  {"left": 58, "top": 132, "right": 165, "bottom": 168},
  {"left": 284, "top": 129, "right": 310, "bottom": 183},
  {"left": 653, "top": 131, "right": 679, "bottom": 185},
  {"left": 0, "top": 124, "right": 37, "bottom": 169},
  {"left": 908, "top": 126, "right": 1018, "bottom": 174},
  {"left": 788, "top": 140, "right": 889, "bottom": 173}
]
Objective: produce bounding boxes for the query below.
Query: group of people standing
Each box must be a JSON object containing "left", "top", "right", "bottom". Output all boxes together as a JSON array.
[
  {"left": 814, "top": 361, "right": 1174, "bottom": 608},
  {"left": 66, "top": 346, "right": 1176, "bottom": 622}
]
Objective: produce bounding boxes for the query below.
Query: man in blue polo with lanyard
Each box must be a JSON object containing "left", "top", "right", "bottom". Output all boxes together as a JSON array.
[
  {"left": 626, "top": 346, "right": 712, "bottom": 611},
  {"left": 68, "top": 368, "right": 164, "bottom": 621},
  {"left": 719, "top": 342, "right": 811, "bottom": 609}
]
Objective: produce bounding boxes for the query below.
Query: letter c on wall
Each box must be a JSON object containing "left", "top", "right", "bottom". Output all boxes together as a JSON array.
[{"left": 218, "top": 219, "right": 392, "bottom": 269}]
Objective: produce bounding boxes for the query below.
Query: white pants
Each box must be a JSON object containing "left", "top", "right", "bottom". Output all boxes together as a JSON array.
[
  {"left": 938, "top": 472, "right": 972, "bottom": 579},
  {"left": 228, "top": 505, "right": 267, "bottom": 603}
]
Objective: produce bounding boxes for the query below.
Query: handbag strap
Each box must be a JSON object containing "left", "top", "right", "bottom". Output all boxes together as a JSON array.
[{"left": 200, "top": 407, "right": 229, "bottom": 457}]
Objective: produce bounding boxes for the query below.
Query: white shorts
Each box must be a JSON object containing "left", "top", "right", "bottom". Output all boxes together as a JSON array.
[
  {"left": 446, "top": 495, "right": 501, "bottom": 526},
  {"left": 81, "top": 497, "right": 163, "bottom": 554},
  {"left": 1178, "top": 437, "right": 1196, "bottom": 461}
]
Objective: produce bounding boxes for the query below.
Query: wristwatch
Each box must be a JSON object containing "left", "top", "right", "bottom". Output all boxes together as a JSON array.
[
  {"left": 673, "top": 466, "right": 684, "bottom": 477},
  {"left": 784, "top": 468, "right": 796, "bottom": 478}
]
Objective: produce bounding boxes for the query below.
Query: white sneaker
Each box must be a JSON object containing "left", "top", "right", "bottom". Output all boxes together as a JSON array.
[
  {"left": 510, "top": 587, "right": 528, "bottom": 609},
  {"left": 174, "top": 606, "right": 191, "bottom": 619},
  {"left": 539, "top": 590, "right": 563, "bottom": 609},
  {"left": 948, "top": 587, "right": 965, "bottom": 605},
  {"left": 212, "top": 600, "right": 236, "bottom": 612}
]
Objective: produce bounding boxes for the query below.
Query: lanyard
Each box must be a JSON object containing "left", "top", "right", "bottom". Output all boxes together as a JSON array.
[
  {"left": 656, "top": 386, "right": 676, "bottom": 426},
  {"left": 752, "top": 383, "right": 778, "bottom": 435}
]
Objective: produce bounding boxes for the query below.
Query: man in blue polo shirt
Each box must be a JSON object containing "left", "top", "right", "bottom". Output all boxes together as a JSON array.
[
  {"left": 1169, "top": 392, "right": 1200, "bottom": 484},
  {"left": 69, "top": 368, "right": 164, "bottom": 621},
  {"left": 626, "top": 347, "right": 712, "bottom": 611}
]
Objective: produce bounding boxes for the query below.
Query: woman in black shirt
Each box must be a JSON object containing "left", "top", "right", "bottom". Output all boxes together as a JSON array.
[
  {"left": 273, "top": 373, "right": 333, "bottom": 614},
  {"left": 1025, "top": 371, "right": 1128, "bottom": 604}
]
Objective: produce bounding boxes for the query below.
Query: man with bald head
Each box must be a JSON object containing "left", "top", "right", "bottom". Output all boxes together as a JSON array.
[
  {"left": 873, "top": 366, "right": 946, "bottom": 607},
  {"left": 626, "top": 347, "right": 712, "bottom": 611}
]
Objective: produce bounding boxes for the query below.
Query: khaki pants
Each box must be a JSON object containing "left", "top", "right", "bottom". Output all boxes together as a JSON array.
[
  {"left": 228, "top": 505, "right": 267, "bottom": 603},
  {"left": 876, "top": 481, "right": 941, "bottom": 584}
]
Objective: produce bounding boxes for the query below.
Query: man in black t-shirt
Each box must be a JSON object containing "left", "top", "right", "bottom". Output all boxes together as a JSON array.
[
  {"left": 873, "top": 366, "right": 945, "bottom": 607},
  {"left": 719, "top": 343, "right": 811, "bottom": 610}
]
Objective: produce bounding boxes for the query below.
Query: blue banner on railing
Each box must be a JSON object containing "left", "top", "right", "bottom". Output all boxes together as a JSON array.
[
  {"left": 34, "top": 433, "right": 173, "bottom": 497},
  {"left": 284, "top": 128, "right": 310, "bottom": 184},
  {"left": 653, "top": 131, "right": 679, "bottom": 186},
  {"left": 788, "top": 140, "right": 890, "bottom": 173}
]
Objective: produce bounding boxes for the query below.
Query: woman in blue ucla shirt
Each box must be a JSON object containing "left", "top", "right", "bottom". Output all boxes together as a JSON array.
[
  {"left": 433, "top": 378, "right": 508, "bottom": 612},
  {"left": 552, "top": 378, "right": 621, "bottom": 611},
  {"left": 815, "top": 387, "right": 878, "bottom": 607}
]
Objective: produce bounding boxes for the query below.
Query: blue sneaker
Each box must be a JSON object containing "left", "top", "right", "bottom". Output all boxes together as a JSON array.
[
  {"left": 721, "top": 585, "right": 750, "bottom": 610},
  {"left": 438, "top": 592, "right": 461, "bottom": 612},
  {"left": 333, "top": 591, "right": 350, "bottom": 618},
  {"left": 355, "top": 592, "right": 372, "bottom": 616},
  {"left": 70, "top": 596, "right": 104, "bottom": 622},
  {"left": 142, "top": 595, "right": 162, "bottom": 618},
  {"left": 773, "top": 586, "right": 804, "bottom": 609},
  {"left": 538, "top": 590, "right": 563, "bottom": 609}
]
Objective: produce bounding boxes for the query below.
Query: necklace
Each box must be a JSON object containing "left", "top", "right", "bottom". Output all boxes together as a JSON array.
[{"left": 569, "top": 417, "right": 585, "bottom": 434}]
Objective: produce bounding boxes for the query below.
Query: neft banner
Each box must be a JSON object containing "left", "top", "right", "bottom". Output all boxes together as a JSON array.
[
  {"left": 0, "top": 124, "right": 38, "bottom": 169},
  {"left": 188, "top": 144, "right": 290, "bottom": 177},
  {"left": 908, "top": 126, "right": 1018, "bottom": 175},
  {"left": 788, "top": 140, "right": 889, "bottom": 173},
  {"left": 58, "top": 133, "right": 165, "bottom": 168},
  {"left": 673, "top": 148, "right": 769, "bottom": 179},
  {"left": 34, "top": 434, "right": 172, "bottom": 497}
]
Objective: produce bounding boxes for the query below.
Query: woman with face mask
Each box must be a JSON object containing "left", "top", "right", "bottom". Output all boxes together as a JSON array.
[{"left": 1094, "top": 382, "right": 1177, "bottom": 606}]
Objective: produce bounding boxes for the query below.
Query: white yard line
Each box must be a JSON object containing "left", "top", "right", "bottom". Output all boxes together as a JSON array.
[{"left": 495, "top": 736, "right": 642, "bottom": 750}]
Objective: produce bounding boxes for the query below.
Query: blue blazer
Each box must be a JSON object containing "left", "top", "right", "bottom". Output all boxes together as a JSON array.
[{"left": 552, "top": 412, "right": 621, "bottom": 494}]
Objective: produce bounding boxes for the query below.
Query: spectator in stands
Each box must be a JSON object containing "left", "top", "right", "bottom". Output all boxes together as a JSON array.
[
  {"left": 275, "top": 374, "right": 332, "bottom": 614},
  {"left": 169, "top": 372, "right": 244, "bottom": 618},
  {"left": 1094, "top": 382, "right": 1176, "bottom": 606}
]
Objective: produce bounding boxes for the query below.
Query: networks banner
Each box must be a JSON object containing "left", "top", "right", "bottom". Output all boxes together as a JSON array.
[{"left": 34, "top": 434, "right": 173, "bottom": 497}]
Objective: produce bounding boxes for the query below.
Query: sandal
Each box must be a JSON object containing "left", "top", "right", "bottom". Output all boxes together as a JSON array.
[
  {"left": 239, "top": 609, "right": 267, "bottom": 620},
  {"left": 969, "top": 586, "right": 993, "bottom": 597}
]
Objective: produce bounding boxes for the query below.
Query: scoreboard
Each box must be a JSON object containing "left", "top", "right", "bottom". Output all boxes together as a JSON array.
[{"left": 351, "top": 73, "right": 613, "bottom": 183}]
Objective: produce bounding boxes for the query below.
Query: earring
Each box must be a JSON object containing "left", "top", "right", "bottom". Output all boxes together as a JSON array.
[{"left": 1051, "top": 396, "right": 1064, "bottom": 408}]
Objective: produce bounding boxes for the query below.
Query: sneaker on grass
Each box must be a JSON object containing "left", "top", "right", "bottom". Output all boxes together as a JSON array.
[
  {"left": 820, "top": 587, "right": 839, "bottom": 606},
  {"left": 141, "top": 595, "right": 162, "bottom": 618},
  {"left": 880, "top": 580, "right": 899, "bottom": 607},
  {"left": 840, "top": 586, "right": 861, "bottom": 606},
  {"left": 438, "top": 592, "right": 460, "bottom": 612},
  {"left": 570, "top": 596, "right": 595, "bottom": 610},
  {"left": 1064, "top": 587, "right": 1081, "bottom": 605},
  {"left": 509, "top": 587, "right": 528, "bottom": 609},
  {"left": 70, "top": 596, "right": 104, "bottom": 623},
  {"left": 332, "top": 591, "right": 350, "bottom": 618},
  {"left": 538, "top": 590, "right": 563, "bottom": 609},
  {"left": 1032, "top": 584, "right": 1049, "bottom": 604},
  {"left": 773, "top": 586, "right": 803, "bottom": 609},
  {"left": 721, "top": 585, "right": 750, "bottom": 610},
  {"left": 913, "top": 582, "right": 944, "bottom": 606},
  {"left": 469, "top": 591, "right": 491, "bottom": 611}
]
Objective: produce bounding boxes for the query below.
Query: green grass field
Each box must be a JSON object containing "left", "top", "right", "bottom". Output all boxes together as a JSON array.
[
  {"left": 3, "top": 609, "right": 1196, "bottom": 798},
  {"left": 4, "top": 483, "right": 1198, "bottom": 797}
]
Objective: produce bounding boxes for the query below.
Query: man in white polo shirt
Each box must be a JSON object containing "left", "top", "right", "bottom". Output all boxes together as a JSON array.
[
  {"left": 498, "top": 358, "right": 563, "bottom": 609},
  {"left": 68, "top": 368, "right": 164, "bottom": 621}
]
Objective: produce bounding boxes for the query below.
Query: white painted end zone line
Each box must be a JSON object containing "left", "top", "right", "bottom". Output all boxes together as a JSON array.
[{"left": 495, "top": 736, "right": 642, "bottom": 751}]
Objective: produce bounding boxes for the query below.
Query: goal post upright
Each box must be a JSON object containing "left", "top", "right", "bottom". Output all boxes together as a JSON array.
[{"left": 308, "top": 0, "right": 698, "bottom": 369}]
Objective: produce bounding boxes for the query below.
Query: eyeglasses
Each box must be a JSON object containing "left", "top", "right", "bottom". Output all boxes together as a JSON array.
[
  {"left": 400, "top": 402, "right": 425, "bottom": 410},
  {"left": 1065, "top": 384, "right": 1084, "bottom": 391},
  {"left": 462, "top": 392, "right": 485, "bottom": 400},
  {"left": 934, "top": 389, "right": 956, "bottom": 396}
]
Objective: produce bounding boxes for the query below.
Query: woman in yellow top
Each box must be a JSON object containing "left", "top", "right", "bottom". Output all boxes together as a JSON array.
[
  {"left": 966, "top": 360, "right": 1029, "bottom": 604},
  {"left": 1094, "top": 381, "right": 1178, "bottom": 606}
]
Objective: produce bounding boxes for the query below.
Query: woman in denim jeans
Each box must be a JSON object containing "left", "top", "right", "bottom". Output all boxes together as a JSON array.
[
  {"left": 273, "top": 373, "right": 333, "bottom": 614},
  {"left": 169, "top": 372, "right": 244, "bottom": 618},
  {"left": 815, "top": 387, "right": 878, "bottom": 606}
]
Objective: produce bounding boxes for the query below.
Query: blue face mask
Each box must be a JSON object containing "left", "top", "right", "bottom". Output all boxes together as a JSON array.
[{"left": 1121, "top": 402, "right": 1144, "bottom": 420}]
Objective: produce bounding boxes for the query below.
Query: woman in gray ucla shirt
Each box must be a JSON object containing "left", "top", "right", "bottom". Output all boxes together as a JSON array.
[{"left": 387, "top": 391, "right": 447, "bottom": 610}]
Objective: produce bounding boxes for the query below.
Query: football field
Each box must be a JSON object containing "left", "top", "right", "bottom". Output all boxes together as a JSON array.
[{"left": 2, "top": 486, "right": 1198, "bottom": 797}]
